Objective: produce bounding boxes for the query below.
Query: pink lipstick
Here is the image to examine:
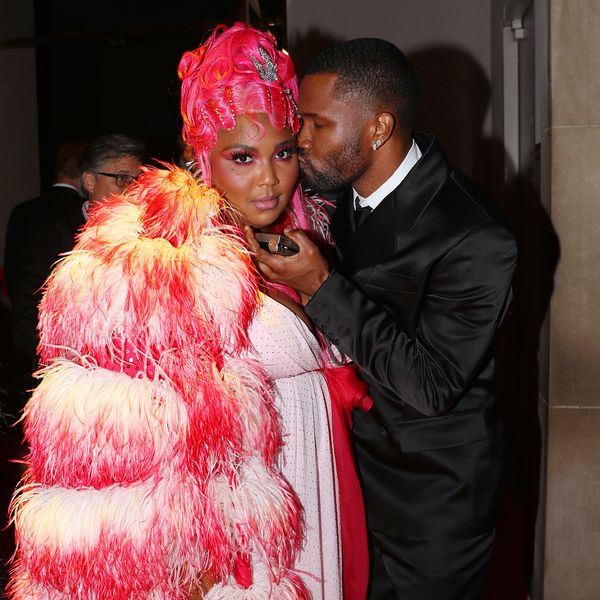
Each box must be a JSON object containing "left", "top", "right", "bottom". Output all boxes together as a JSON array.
[{"left": 252, "top": 195, "right": 279, "bottom": 210}]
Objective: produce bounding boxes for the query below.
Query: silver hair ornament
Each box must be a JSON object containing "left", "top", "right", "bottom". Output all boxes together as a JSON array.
[
  {"left": 251, "top": 46, "right": 278, "bottom": 82},
  {"left": 284, "top": 87, "right": 298, "bottom": 113}
]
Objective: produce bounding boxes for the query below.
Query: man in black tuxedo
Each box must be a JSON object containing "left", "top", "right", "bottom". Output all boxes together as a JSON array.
[
  {"left": 4, "top": 142, "right": 87, "bottom": 302},
  {"left": 4, "top": 142, "right": 87, "bottom": 376},
  {"left": 7, "top": 134, "right": 145, "bottom": 367},
  {"left": 249, "top": 38, "right": 517, "bottom": 599}
]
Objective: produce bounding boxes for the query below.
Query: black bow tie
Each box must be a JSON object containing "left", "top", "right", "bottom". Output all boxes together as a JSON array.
[{"left": 354, "top": 197, "right": 372, "bottom": 228}]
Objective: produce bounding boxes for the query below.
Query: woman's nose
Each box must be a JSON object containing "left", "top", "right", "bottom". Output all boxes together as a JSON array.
[{"left": 258, "top": 161, "right": 279, "bottom": 186}]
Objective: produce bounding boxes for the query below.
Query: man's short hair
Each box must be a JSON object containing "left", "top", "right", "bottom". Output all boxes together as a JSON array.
[
  {"left": 55, "top": 141, "right": 88, "bottom": 180},
  {"left": 79, "top": 134, "right": 147, "bottom": 176},
  {"left": 303, "top": 38, "right": 419, "bottom": 129}
]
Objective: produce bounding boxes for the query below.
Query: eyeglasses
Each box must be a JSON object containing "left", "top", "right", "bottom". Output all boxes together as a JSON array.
[{"left": 97, "top": 172, "right": 139, "bottom": 188}]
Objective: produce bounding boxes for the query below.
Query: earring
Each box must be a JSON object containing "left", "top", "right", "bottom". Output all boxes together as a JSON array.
[{"left": 372, "top": 139, "right": 382, "bottom": 151}]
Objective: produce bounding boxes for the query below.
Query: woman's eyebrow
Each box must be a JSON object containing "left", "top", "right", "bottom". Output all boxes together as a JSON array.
[
  {"left": 220, "top": 143, "right": 255, "bottom": 152},
  {"left": 276, "top": 137, "right": 296, "bottom": 146},
  {"left": 221, "top": 138, "right": 296, "bottom": 151}
]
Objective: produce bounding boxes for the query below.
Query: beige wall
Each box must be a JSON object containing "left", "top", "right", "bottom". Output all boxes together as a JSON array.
[
  {"left": 287, "top": 0, "right": 492, "bottom": 69},
  {"left": 286, "top": 0, "right": 498, "bottom": 197},
  {"left": 0, "top": 0, "right": 39, "bottom": 265},
  {"left": 543, "top": 1, "right": 600, "bottom": 598},
  {"left": 286, "top": 0, "right": 493, "bottom": 137}
]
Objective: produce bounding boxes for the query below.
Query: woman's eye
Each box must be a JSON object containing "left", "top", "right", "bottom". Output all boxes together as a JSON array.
[
  {"left": 231, "top": 152, "right": 253, "bottom": 164},
  {"left": 276, "top": 146, "right": 297, "bottom": 160}
]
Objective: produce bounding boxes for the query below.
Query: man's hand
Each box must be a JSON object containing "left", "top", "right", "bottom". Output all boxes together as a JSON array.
[{"left": 245, "top": 227, "right": 330, "bottom": 301}]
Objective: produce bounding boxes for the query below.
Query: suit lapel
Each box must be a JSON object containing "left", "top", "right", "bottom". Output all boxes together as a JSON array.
[
  {"left": 338, "top": 190, "right": 398, "bottom": 272},
  {"left": 330, "top": 188, "right": 354, "bottom": 259},
  {"left": 329, "top": 133, "right": 450, "bottom": 273}
]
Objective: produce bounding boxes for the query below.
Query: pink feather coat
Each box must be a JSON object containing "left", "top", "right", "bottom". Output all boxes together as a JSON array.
[{"left": 8, "top": 167, "right": 308, "bottom": 599}]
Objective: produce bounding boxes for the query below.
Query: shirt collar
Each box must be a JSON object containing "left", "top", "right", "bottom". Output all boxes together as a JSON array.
[
  {"left": 52, "top": 182, "right": 81, "bottom": 194},
  {"left": 353, "top": 138, "right": 422, "bottom": 211}
]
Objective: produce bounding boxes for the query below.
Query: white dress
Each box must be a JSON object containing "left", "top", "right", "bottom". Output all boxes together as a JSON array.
[{"left": 246, "top": 293, "right": 343, "bottom": 600}]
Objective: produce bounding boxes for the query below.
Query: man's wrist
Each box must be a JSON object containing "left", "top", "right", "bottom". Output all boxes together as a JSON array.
[
  {"left": 303, "top": 268, "right": 332, "bottom": 305},
  {"left": 308, "top": 267, "right": 330, "bottom": 297}
]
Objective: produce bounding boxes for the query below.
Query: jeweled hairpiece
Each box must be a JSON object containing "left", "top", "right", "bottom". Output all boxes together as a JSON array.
[
  {"left": 251, "top": 46, "right": 278, "bottom": 82},
  {"left": 284, "top": 87, "right": 298, "bottom": 113}
]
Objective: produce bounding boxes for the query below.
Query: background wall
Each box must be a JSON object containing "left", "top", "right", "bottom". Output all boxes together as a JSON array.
[
  {"left": 0, "top": 0, "right": 39, "bottom": 265},
  {"left": 287, "top": 0, "right": 492, "bottom": 78},
  {"left": 287, "top": 0, "right": 495, "bottom": 184},
  {"left": 543, "top": 1, "right": 600, "bottom": 597}
]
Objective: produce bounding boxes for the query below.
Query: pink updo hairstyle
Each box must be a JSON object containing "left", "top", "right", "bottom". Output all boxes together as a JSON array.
[{"left": 178, "top": 22, "right": 310, "bottom": 230}]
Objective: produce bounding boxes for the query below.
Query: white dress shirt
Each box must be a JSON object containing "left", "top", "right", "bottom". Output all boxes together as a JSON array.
[{"left": 353, "top": 139, "right": 422, "bottom": 211}]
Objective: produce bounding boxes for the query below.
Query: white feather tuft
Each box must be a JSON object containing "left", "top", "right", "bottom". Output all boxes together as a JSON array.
[
  {"left": 207, "top": 552, "right": 309, "bottom": 599},
  {"left": 25, "top": 360, "right": 188, "bottom": 486},
  {"left": 207, "top": 457, "right": 301, "bottom": 548}
]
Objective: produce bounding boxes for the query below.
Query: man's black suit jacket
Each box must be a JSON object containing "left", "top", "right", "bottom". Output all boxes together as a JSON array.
[
  {"left": 306, "top": 132, "right": 517, "bottom": 542},
  {"left": 4, "top": 185, "right": 82, "bottom": 298},
  {"left": 6, "top": 194, "right": 85, "bottom": 363}
]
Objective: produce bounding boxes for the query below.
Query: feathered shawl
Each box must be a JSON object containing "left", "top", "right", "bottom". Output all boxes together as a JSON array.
[{"left": 8, "top": 167, "right": 308, "bottom": 599}]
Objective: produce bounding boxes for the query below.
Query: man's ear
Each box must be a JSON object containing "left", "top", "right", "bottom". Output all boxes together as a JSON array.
[
  {"left": 373, "top": 112, "right": 396, "bottom": 146},
  {"left": 82, "top": 171, "right": 95, "bottom": 196}
]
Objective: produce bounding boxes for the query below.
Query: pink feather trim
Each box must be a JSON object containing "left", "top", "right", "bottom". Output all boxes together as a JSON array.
[{"left": 10, "top": 167, "right": 305, "bottom": 598}]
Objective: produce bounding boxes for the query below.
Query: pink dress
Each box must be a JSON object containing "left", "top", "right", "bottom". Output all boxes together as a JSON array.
[{"left": 246, "top": 293, "right": 343, "bottom": 600}]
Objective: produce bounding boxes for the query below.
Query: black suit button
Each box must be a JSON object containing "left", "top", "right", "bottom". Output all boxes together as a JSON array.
[{"left": 380, "top": 427, "right": 387, "bottom": 438}]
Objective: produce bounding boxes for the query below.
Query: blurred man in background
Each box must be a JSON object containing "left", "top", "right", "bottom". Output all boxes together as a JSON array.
[{"left": 6, "top": 134, "right": 145, "bottom": 373}]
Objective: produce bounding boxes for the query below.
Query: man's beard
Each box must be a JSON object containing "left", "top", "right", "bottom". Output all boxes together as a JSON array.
[{"left": 300, "top": 138, "right": 368, "bottom": 194}]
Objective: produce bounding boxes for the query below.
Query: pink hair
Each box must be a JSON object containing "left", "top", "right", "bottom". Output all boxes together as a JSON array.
[{"left": 178, "top": 22, "right": 310, "bottom": 231}]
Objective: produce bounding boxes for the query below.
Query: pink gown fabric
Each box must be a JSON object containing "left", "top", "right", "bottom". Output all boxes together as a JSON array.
[{"left": 246, "top": 294, "right": 343, "bottom": 600}]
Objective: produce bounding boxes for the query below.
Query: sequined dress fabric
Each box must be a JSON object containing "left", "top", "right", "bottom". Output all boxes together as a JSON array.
[{"left": 245, "top": 294, "right": 343, "bottom": 599}]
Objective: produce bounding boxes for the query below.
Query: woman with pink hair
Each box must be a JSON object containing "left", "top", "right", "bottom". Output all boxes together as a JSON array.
[{"left": 8, "top": 23, "right": 368, "bottom": 599}]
